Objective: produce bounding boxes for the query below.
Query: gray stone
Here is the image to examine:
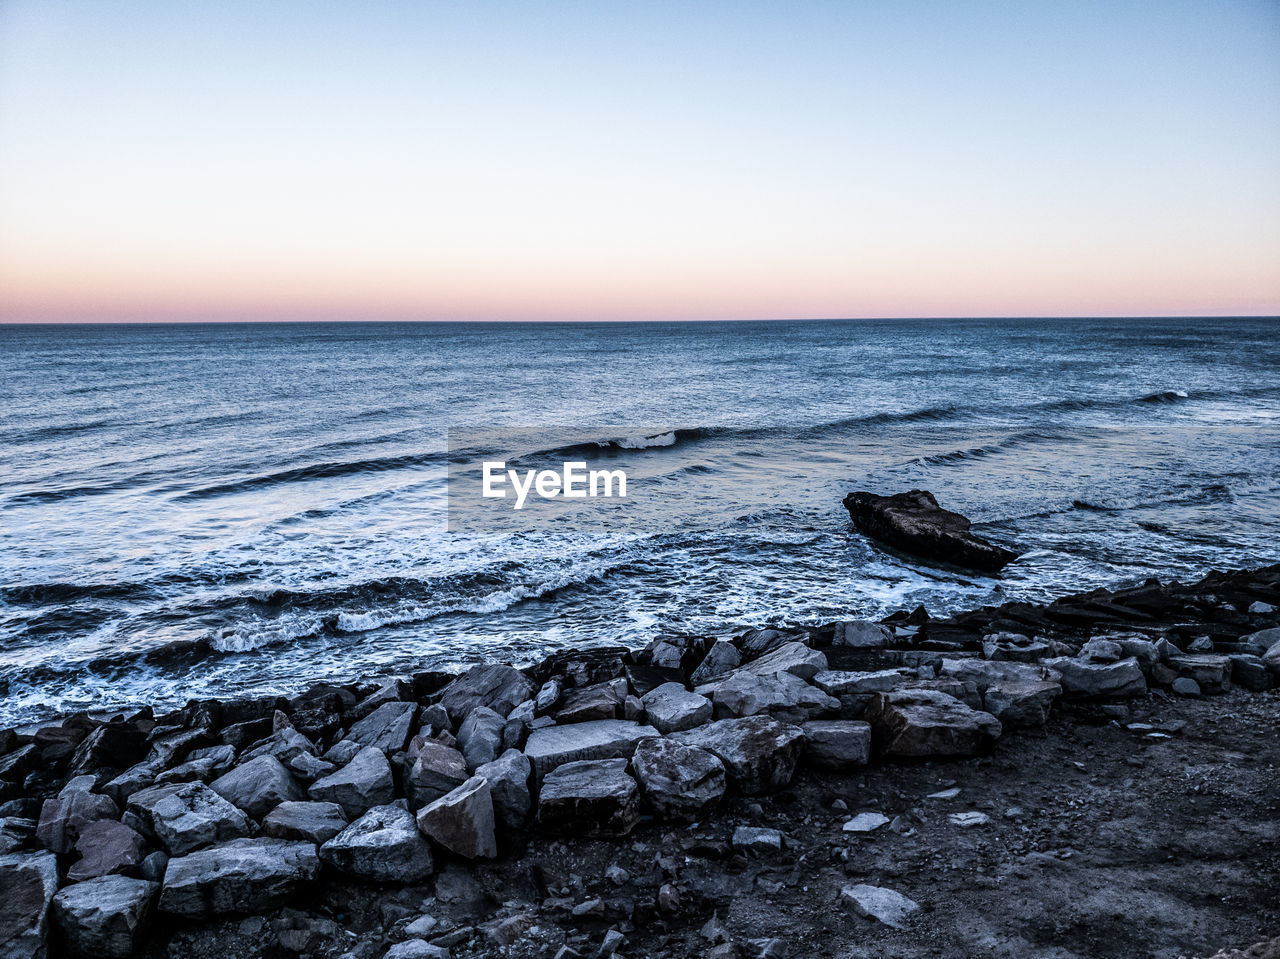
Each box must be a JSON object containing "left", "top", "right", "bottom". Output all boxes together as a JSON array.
[
  {"left": 690, "top": 640, "right": 742, "bottom": 684},
  {"left": 242, "top": 729, "right": 335, "bottom": 783},
  {"left": 982, "top": 680, "right": 1060, "bottom": 728},
  {"left": 323, "top": 739, "right": 362, "bottom": 766},
  {"left": 1248, "top": 601, "right": 1276, "bottom": 615},
  {"left": 1172, "top": 677, "right": 1201, "bottom": 696},
  {"left": 347, "top": 702, "right": 418, "bottom": 754},
  {"left": 416, "top": 777, "right": 497, "bottom": 859},
  {"left": 148, "top": 781, "right": 252, "bottom": 856},
  {"left": 1166, "top": 654, "right": 1233, "bottom": 693},
  {"left": 320, "top": 804, "right": 434, "bottom": 882},
  {"left": 1041, "top": 656, "right": 1147, "bottom": 698},
  {"left": 1265, "top": 638, "right": 1280, "bottom": 676},
  {"left": 812, "top": 668, "right": 907, "bottom": 697},
  {"left": 832, "top": 621, "right": 891, "bottom": 648},
  {"left": 705, "top": 670, "right": 839, "bottom": 724},
  {"left": 155, "top": 744, "right": 236, "bottom": 786},
  {"left": 732, "top": 826, "right": 782, "bottom": 854},
  {"left": 981, "top": 632, "right": 1051, "bottom": 662},
  {"left": 535, "top": 678, "right": 562, "bottom": 714},
  {"left": 36, "top": 788, "right": 118, "bottom": 855},
  {"left": 120, "top": 783, "right": 183, "bottom": 840},
  {"left": 640, "top": 683, "right": 712, "bottom": 734},
  {"left": 210, "top": 755, "right": 304, "bottom": 820},
  {"left": 743, "top": 641, "right": 827, "bottom": 681},
  {"left": 385, "top": 942, "right": 451, "bottom": 959},
  {"left": 0, "top": 816, "right": 35, "bottom": 855},
  {"left": 404, "top": 738, "right": 470, "bottom": 808},
  {"left": 457, "top": 707, "right": 505, "bottom": 772},
  {"left": 839, "top": 883, "right": 920, "bottom": 928},
  {"left": 523, "top": 720, "right": 660, "bottom": 782},
  {"left": 0, "top": 851, "right": 59, "bottom": 959},
  {"left": 67, "top": 820, "right": 147, "bottom": 882},
  {"left": 159, "top": 838, "right": 320, "bottom": 918},
  {"left": 51, "top": 875, "right": 156, "bottom": 958},
  {"left": 842, "top": 812, "right": 889, "bottom": 833},
  {"left": 262, "top": 801, "right": 348, "bottom": 844},
  {"left": 475, "top": 749, "right": 531, "bottom": 830},
  {"left": 631, "top": 738, "right": 725, "bottom": 821},
  {"left": 438, "top": 665, "right": 534, "bottom": 722},
  {"left": 939, "top": 659, "right": 1059, "bottom": 692},
  {"left": 553, "top": 678, "right": 628, "bottom": 723},
  {"left": 307, "top": 745, "right": 395, "bottom": 819},
  {"left": 537, "top": 758, "right": 640, "bottom": 837},
  {"left": 1229, "top": 654, "right": 1271, "bottom": 692},
  {"left": 864, "top": 689, "right": 1002, "bottom": 758},
  {"left": 1239, "top": 627, "right": 1280, "bottom": 656},
  {"left": 801, "top": 720, "right": 872, "bottom": 769},
  {"left": 669, "top": 716, "right": 805, "bottom": 794}
]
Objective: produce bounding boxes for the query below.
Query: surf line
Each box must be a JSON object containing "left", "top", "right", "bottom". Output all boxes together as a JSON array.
[{"left": 481, "top": 461, "right": 627, "bottom": 510}]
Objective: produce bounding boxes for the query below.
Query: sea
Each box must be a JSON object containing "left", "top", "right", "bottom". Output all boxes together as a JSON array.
[{"left": 1, "top": 317, "right": 1278, "bottom": 727}]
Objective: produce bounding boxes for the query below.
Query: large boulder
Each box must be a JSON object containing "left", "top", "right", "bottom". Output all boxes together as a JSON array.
[
  {"left": 210, "top": 755, "right": 305, "bottom": 820},
  {"left": 240, "top": 729, "right": 334, "bottom": 783},
  {"left": 669, "top": 716, "right": 805, "bottom": 794},
  {"left": 0, "top": 851, "right": 59, "bottom": 959},
  {"left": 843, "top": 489, "right": 1017, "bottom": 572},
  {"left": 319, "top": 804, "right": 434, "bottom": 883},
  {"left": 552, "top": 679, "right": 628, "bottom": 724},
  {"left": 306, "top": 746, "right": 395, "bottom": 819},
  {"left": 742, "top": 642, "right": 827, "bottom": 681},
  {"left": 51, "top": 875, "right": 156, "bottom": 958},
  {"left": 982, "top": 681, "right": 1060, "bottom": 728},
  {"left": 69, "top": 724, "right": 149, "bottom": 779},
  {"left": 690, "top": 640, "right": 742, "bottom": 684},
  {"left": 631, "top": 738, "right": 725, "bottom": 821},
  {"left": 864, "top": 689, "right": 1002, "bottom": 758},
  {"left": 147, "top": 782, "right": 252, "bottom": 856},
  {"left": 159, "top": 838, "right": 320, "bottom": 918},
  {"left": 36, "top": 783, "right": 118, "bottom": 855},
  {"left": 538, "top": 759, "right": 640, "bottom": 838},
  {"left": 261, "top": 801, "right": 348, "bottom": 844},
  {"left": 346, "top": 702, "right": 418, "bottom": 754},
  {"left": 456, "top": 707, "right": 506, "bottom": 772},
  {"left": 939, "top": 659, "right": 1059, "bottom": 691},
  {"left": 703, "top": 670, "right": 839, "bottom": 723},
  {"left": 640, "top": 683, "right": 712, "bottom": 734},
  {"left": 523, "top": 720, "right": 659, "bottom": 783},
  {"left": 437, "top": 666, "right": 534, "bottom": 723},
  {"left": 475, "top": 750, "right": 532, "bottom": 830},
  {"left": 1165, "top": 654, "right": 1233, "bottom": 694},
  {"left": 404, "top": 739, "right": 470, "bottom": 808},
  {"left": 416, "top": 777, "right": 497, "bottom": 860},
  {"left": 832, "top": 621, "right": 892, "bottom": 648},
  {"left": 801, "top": 720, "right": 872, "bottom": 769},
  {"left": 67, "top": 820, "right": 147, "bottom": 882},
  {"left": 1042, "top": 656, "right": 1146, "bottom": 699},
  {"left": 840, "top": 883, "right": 920, "bottom": 929}
]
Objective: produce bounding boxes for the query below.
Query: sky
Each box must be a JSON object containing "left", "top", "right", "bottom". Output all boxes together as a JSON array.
[{"left": 1, "top": 1, "right": 1278, "bottom": 322}]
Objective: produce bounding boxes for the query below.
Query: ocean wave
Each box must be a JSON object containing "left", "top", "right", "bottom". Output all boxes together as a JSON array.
[
  {"left": 174, "top": 450, "right": 449, "bottom": 500},
  {"left": 1138, "top": 389, "right": 1190, "bottom": 404}
]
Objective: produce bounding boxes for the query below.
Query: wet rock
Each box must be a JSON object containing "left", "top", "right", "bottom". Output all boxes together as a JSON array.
[
  {"left": 51, "top": 875, "right": 157, "bottom": 958},
  {"left": 438, "top": 665, "right": 535, "bottom": 722},
  {"left": 475, "top": 749, "right": 532, "bottom": 830},
  {"left": 1166, "top": 654, "right": 1232, "bottom": 694},
  {"left": 843, "top": 489, "right": 1017, "bottom": 572},
  {"left": 262, "top": 800, "right": 348, "bottom": 844},
  {"left": 404, "top": 739, "right": 471, "bottom": 808},
  {"left": 324, "top": 739, "right": 363, "bottom": 766},
  {"left": 156, "top": 744, "right": 236, "bottom": 786},
  {"left": 732, "top": 826, "right": 782, "bottom": 855},
  {"left": 523, "top": 720, "right": 659, "bottom": 783},
  {"left": 241, "top": 728, "right": 335, "bottom": 783},
  {"left": 159, "top": 837, "right": 321, "bottom": 918},
  {"left": 457, "top": 707, "right": 506, "bottom": 771},
  {"left": 347, "top": 702, "right": 418, "bottom": 754},
  {"left": 1239, "top": 627, "right": 1280, "bottom": 656},
  {"left": 982, "top": 681, "right": 1061, "bottom": 728},
  {"left": 839, "top": 883, "right": 920, "bottom": 928},
  {"left": 864, "top": 689, "right": 1002, "bottom": 758},
  {"left": 640, "top": 683, "right": 713, "bottom": 734},
  {"left": 320, "top": 804, "right": 435, "bottom": 882},
  {"left": 535, "top": 679, "right": 562, "bottom": 714},
  {"left": 147, "top": 781, "right": 253, "bottom": 856},
  {"left": 36, "top": 785, "right": 118, "bottom": 854},
  {"left": 690, "top": 640, "right": 742, "bottom": 684},
  {"left": 801, "top": 720, "right": 872, "bottom": 769},
  {"left": 1041, "top": 656, "right": 1147, "bottom": 699},
  {"left": 67, "top": 820, "right": 147, "bottom": 881},
  {"left": 742, "top": 642, "right": 827, "bottom": 681},
  {"left": 832, "top": 621, "right": 892, "bottom": 648},
  {"left": 210, "top": 755, "right": 305, "bottom": 820},
  {"left": 416, "top": 776, "right": 497, "bottom": 859},
  {"left": 812, "top": 668, "right": 906, "bottom": 698},
  {"left": 704, "top": 670, "right": 839, "bottom": 723},
  {"left": 631, "top": 738, "right": 726, "bottom": 821},
  {"left": 538, "top": 758, "right": 640, "bottom": 837},
  {"left": 737, "top": 628, "right": 794, "bottom": 658},
  {"left": 554, "top": 679, "right": 628, "bottom": 723},
  {"left": 307, "top": 745, "right": 396, "bottom": 819},
  {"left": 670, "top": 716, "right": 805, "bottom": 794},
  {"left": 0, "top": 851, "right": 59, "bottom": 959}
]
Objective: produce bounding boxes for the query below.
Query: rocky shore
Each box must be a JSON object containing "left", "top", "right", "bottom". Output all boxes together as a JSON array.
[{"left": 2, "top": 563, "right": 1278, "bottom": 959}]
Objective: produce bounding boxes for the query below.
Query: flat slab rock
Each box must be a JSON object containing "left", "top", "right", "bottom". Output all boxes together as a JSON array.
[
  {"left": 840, "top": 883, "right": 921, "bottom": 928},
  {"left": 843, "top": 489, "right": 1017, "bottom": 572},
  {"left": 669, "top": 715, "right": 805, "bottom": 794},
  {"left": 865, "top": 689, "right": 1002, "bottom": 758},
  {"left": 537, "top": 758, "right": 640, "bottom": 838},
  {"left": 159, "top": 838, "right": 320, "bottom": 919},
  {"left": 52, "top": 875, "right": 157, "bottom": 959},
  {"left": 523, "top": 719, "right": 659, "bottom": 782}
]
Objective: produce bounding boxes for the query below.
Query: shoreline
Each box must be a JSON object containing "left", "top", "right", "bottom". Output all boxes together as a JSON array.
[{"left": 1, "top": 562, "right": 1277, "bottom": 959}]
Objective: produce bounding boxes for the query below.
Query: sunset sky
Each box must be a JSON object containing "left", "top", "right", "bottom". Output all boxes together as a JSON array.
[{"left": 1, "top": 1, "right": 1278, "bottom": 322}]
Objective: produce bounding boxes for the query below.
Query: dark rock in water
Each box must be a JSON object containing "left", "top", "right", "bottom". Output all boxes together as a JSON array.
[
  {"left": 159, "top": 838, "right": 320, "bottom": 918},
  {"left": 843, "top": 489, "right": 1017, "bottom": 572},
  {"left": 67, "top": 820, "right": 147, "bottom": 881},
  {"left": 0, "top": 850, "right": 59, "bottom": 959},
  {"left": 52, "top": 875, "right": 157, "bottom": 958},
  {"left": 537, "top": 758, "right": 640, "bottom": 838}
]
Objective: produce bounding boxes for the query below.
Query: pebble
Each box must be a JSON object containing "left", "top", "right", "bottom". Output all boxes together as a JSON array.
[{"left": 842, "top": 812, "right": 890, "bottom": 833}]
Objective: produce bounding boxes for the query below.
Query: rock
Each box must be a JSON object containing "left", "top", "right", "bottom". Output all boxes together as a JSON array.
[
  {"left": 1239, "top": 627, "right": 1280, "bottom": 656},
  {"left": 385, "top": 942, "right": 451, "bottom": 959},
  {"left": 704, "top": 670, "right": 840, "bottom": 723},
  {"left": 843, "top": 489, "right": 1017, "bottom": 572},
  {"left": 156, "top": 744, "right": 236, "bottom": 785},
  {"left": 148, "top": 782, "right": 253, "bottom": 855},
  {"left": 801, "top": 720, "right": 872, "bottom": 769},
  {"left": 537, "top": 759, "right": 640, "bottom": 838},
  {"left": 981, "top": 632, "right": 1051, "bottom": 662},
  {"left": 554, "top": 679, "right": 628, "bottom": 723},
  {"left": 839, "top": 883, "right": 920, "bottom": 928},
  {"left": 982, "top": 681, "right": 1060, "bottom": 728},
  {"left": 36, "top": 788, "right": 118, "bottom": 854},
  {"left": 1172, "top": 677, "right": 1201, "bottom": 696},
  {"left": 438, "top": 665, "right": 534, "bottom": 722},
  {"left": 690, "top": 641, "right": 742, "bottom": 684},
  {"left": 0, "top": 817, "right": 35, "bottom": 854},
  {"left": 669, "top": 716, "right": 805, "bottom": 794},
  {"left": 475, "top": 749, "right": 532, "bottom": 830},
  {"left": 742, "top": 642, "right": 827, "bottom": 681},
  {"left": 1265, "top": 638, "right": 1280, "bottom": 677},
  {"left": 535, "top": 679, "right": 563, "bottom": 714},
  {"left": 67, "top": 820, "right": 147, "bottom": 881},
  {"left": 1248, "top": 600, "right": 1276, "bottom": 614},
  {"left": 812, "top": 668, "right": 906, "bottom": 697},
  {"left": 948, "top": 811, "right": 990, "bottom": 827},
  {"left": 842, "top": 812, "right": 889, "bottom": 833},
  {"left": 262, "top": 801, "right": 348, "bottom": 844},
  {"left": 0, "top": 851, "right": 59, "bottom": 959},
  {"left": 416, "top": 777, "right": 497, "bottom": 859},
  {"left": 832, "top": 621, "right": 892, "bottom": 648},
  {"left": 405, "top": 739, "right": 472, "bottom": 809},
  {"left": 1080, "top": 637, "right": 1125, "bottom": 662},
  {"left": 1229, "top": 654, "right": 1272, "bottom": 692},
  {"left": 159, "top": 838, "right": 320, "bottom": 918},
  {"left": 523, "top": 720, "right": 660, "bottom": 782},
  {"left": 307, "top": 745, "right": 395, "bottom": 819},
  {"left": 1041, "top": 656, "right": 1147, "bottom": 699},
  {"left": 939, "top": 659, "right": 1059, "bottom": 691},
  {"left": 320, "top": 804, "right": 434, "bottom": 882},
  {"left": 631, "top": 738, "right": 726, "bottom": 821},
  {"left": 864, "top": 689, "right": 1002, "bottom": 758},
  {"left": 69, "top": 724, "right": 149, "bottom": 779},
  {"left": 139, "top": 851, "right": 167, "bottom": 883},
  {"left": 51, "top": 875, "right": 156, "bottom": 958},
  {"left": 347, "top": 702, "right": 418, "bottom": 754},
  {"left": 100, "top": 762, "right": 161, "bottom": 805},
  {"left": 737, "top": 628, "right": 794, "bottom": 658},
  {"left": 732, "top": 826, "right": 782, "bottom": 855},
  {"left": 324, "top": 740, "right": 363, "bottom": 766},
  {"left": 210, "top": 755, "right": 304, "bottom": 820},
  {"left": 640, "top": 683, "right": 713, "bottom": 734},
  {"left": 241, "top": 729, "right": 335, "bottom": 783},
  {"left": 457, "top": 707, "right": 506, "bottom": 771},
  {"left": 1166, "top": 654, "right": 1233, "bottom": 693}
]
